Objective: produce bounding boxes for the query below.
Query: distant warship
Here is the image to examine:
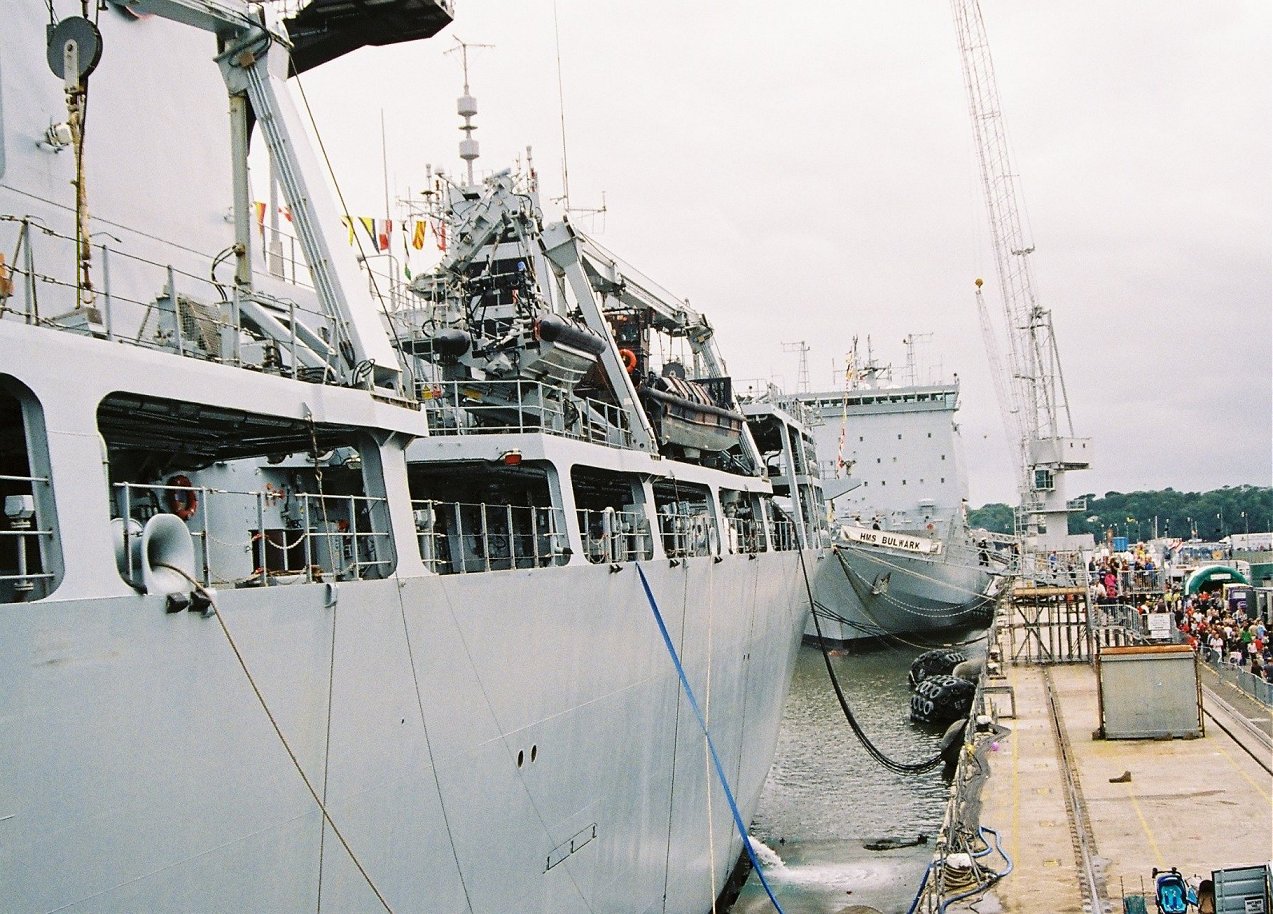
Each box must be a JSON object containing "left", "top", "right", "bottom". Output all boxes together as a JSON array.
[{"left": 796, "top": 341, "right": 1000, "bottom": 642}]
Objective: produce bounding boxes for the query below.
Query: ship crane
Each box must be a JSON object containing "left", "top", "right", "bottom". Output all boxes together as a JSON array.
[{"left": 950, "top": 0, "right": 1092, "bottom": 572}]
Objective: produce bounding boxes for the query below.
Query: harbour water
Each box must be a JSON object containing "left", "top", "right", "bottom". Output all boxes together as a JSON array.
[{"left": 732, "top": 630, "right": 989, "bottom": 913}]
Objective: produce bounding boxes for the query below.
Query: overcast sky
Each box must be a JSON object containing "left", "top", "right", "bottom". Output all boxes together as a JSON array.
[{"left": 294, "top": 0, "right": 1272, "bottom": 506}]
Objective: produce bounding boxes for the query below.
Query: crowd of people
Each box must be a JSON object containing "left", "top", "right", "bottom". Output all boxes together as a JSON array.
[
  {"left": 1176, "top": 590, "right": 1271, "bottom": 682},
  {"left": 1086, "top": 552, "right": 1167, "bottom": 603},
  {"left": 1059, "top": 547, "right": 1270, "bottom": 683}
]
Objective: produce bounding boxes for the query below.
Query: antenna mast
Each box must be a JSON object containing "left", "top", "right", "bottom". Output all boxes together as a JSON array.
[
  {"left": 446, "top": 37, "right": 493, "bottom": 186},
  {"left": 782, "top": 341, "right": 811, "bottom": 394},
  {"left": 901, "top": 332, "right": 932, "bottom": 386},
  {"left": 549, "top": 2, "right": 606, "bottom": 224}
]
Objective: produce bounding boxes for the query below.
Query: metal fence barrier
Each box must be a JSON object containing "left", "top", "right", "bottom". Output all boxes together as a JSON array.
[{"left": 1207, "top": 658, "right": 1273, "bottom": 707}]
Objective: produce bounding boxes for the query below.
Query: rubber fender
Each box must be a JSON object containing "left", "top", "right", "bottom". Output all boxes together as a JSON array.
[
  {"left": 939, "top": 717, "right": 968, "bottom": 767},
  {"left": 951, "top": 657, "right": 985, "bottom": 682},
  {"left": 908, "top": 649, "right": 967, "bottom": 689},
  {"left": 910, "top": 675, "right": 975, "bottom": 726}
]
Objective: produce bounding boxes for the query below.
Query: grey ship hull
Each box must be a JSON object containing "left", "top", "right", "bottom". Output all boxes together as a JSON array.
[
  {"left": 0, "top": 5, "right": 809, "bottom": 909},
  {"left": 810, "top": 541, "right": 995, "bottom": 643},
  {"left": 3, "top": 554, "right": 805, "bottom": 911}
]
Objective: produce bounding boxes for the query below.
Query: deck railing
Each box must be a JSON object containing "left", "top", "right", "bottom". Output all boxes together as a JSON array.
[
  {"left": 577, "top": 508, "right": 653, "bottom": 564},
  {"left": 656, "top": 510, "right": 718, "bottom": 559},
  {"left": 419, "top": 379, "right": 633, "bottom": 448},
  {"left": 416, "top": 500, "right": 570, "bottom": 573},
  {"left": 0, "top": 216, "right": 352, "bottom": 382},
  {"left": 769, "top": 517, "right": 801, "bottom": 552},
  {"left": 115, "top": 481, "right": 393, "bottom": 587},
  {"left": 0, "top": 473, "right": 56, "bottom": 602},
  {"left": 723, "top": 516, "right": 766, "bottom": 554}
]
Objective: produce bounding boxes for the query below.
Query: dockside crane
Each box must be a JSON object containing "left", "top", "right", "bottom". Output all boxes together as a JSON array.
[{"left": 950, "top": 0, "right": 1093, "bottom": 570}]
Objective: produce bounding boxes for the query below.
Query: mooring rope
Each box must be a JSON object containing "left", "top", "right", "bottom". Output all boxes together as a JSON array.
[
  {"left": 157, "top": 567, "right": 395, "bottom": 912},
  {"left": 784, "top": 537, "right": 946, "bottom": 775}
]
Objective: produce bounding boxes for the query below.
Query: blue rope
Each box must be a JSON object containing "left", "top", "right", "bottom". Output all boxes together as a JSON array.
[{"left": 635, "top": 563, "right": 786, "bottom": 914}]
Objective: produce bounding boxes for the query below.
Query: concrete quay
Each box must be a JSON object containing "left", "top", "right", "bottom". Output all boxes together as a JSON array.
[{"left": 958, "top": 661, "right": 1272, "bottom": 913}]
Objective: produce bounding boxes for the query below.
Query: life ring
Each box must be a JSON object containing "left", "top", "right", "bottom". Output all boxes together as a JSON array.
[
  {"left": 167, "top": 474, "right": 198, "bottom": 520},
  {"left": 619, "top": 348, "right": 637, "bottom": 373}
]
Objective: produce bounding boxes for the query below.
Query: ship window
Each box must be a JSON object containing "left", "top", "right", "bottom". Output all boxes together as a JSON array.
[
  {"left": 0, "top": 376, "right": 61, "bottom": 602},
  {"left": 98, "top": 393, "right": 396, "bottom": 587},
  {"left": 927, "top": 432, "right": 932, "bottom": 438},
  {"left": 411, "top": 460, "right": 567, "bottom": 573},
  {"left": 573, "top": 466, "right": 652, "bottom": 564},
  {"left": 653, "top": 479, "right": 717, "bottom": 558}
]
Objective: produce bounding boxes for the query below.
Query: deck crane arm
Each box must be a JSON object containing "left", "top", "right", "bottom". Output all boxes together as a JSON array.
[
  {"left": 573, "top": 230, "right": 726, "bottom": 381},
  {"left": 119, "top": 0, "right": 454, "bottom": 389},
  {"left": 973, "top": 278, "right": 1026, "bottom": 495}
]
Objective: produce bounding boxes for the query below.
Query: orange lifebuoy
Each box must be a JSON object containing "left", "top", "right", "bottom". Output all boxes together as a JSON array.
[
  {"left": 167, "top": 474, "right": 198, "bottom": 520},
  {"left": 619, "top": 348, "right": 637, "bottom": 373}
]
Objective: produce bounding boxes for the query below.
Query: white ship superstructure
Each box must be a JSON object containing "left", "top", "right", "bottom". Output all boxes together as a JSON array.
[
  {"left": 0, "top": 4, "right": 810, "bottom": 911},
  {"left": 806, "top": 381, "right": 969, "bottom": 533}
]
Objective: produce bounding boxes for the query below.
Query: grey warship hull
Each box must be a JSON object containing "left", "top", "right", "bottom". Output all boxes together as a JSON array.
[
  {"left": 0, "top": 3, "right": 811, "bottom": 910},
  {"left": 811, "top": 540, "right": 995, "bottom": 643},
  {"left": 2, "top": 486, "right": 804, "bottom": 911},
  {"left": 798, "top": 377, "right": 997, "bottom": 643}
]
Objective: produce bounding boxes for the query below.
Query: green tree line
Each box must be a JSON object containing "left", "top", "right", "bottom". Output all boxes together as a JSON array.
[{"left": 968, "top": 485, "right": 1273, "bottom": 540}]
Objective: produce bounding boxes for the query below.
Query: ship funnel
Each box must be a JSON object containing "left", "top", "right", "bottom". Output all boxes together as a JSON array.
[{"left": 140, "top": 514, "right": 197, "bottom": 600}]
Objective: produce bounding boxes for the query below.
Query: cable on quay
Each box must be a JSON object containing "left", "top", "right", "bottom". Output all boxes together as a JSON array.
[{"left": 903, "top": 824, "right": 1014, "bottom": 914}]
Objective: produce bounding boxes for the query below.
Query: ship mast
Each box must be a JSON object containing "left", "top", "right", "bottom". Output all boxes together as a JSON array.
[{"left": 446, "top": 37, "right": 493, "bottom": 187}]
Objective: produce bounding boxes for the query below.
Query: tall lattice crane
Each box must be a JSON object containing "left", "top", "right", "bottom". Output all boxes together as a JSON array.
[{"left": 951, "top": 0, "right": 1092, "bottom": 565}]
